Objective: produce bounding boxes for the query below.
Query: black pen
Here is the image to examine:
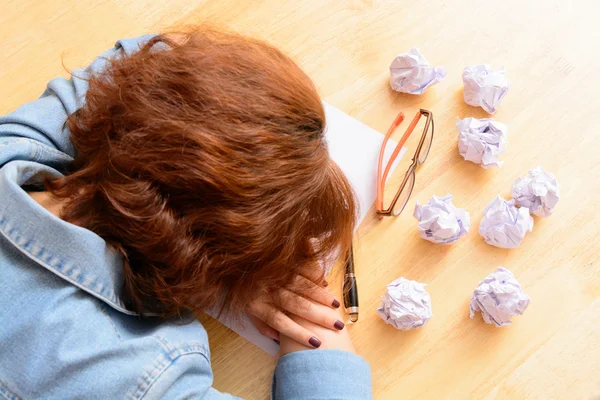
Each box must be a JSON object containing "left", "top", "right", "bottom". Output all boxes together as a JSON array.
[{"left": 343, "top": 245, "right": 359, "bottom": 322}]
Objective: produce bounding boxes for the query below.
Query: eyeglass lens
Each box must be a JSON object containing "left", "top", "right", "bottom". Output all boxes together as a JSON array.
[
  {"left": 417, "top": 118, "right": 434, "bottom": 164},
  {"left": 392, "top": 168, "right": 415, "bottom": 216}
]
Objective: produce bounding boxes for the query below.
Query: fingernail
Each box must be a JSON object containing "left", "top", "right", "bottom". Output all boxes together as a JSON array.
[
  {"left": 309, "top": 336, "right": 321, "bottom": 348},
  {"left": 332, "top": 299, "right": 340, "bottom": 308},
  {"left": 323, "top": 280, "right": 329, "bottom": 287},
  {"left": 272, "top": 339, "right": 280, "bottom": 345},
  {"left": 334, "top": 320, "right": 345, "bottom": 330}
]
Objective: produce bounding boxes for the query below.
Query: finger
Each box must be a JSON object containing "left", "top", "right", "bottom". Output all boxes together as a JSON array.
[
  {"left": 280, "top": 289, "right": 345, "bottom": 332},
  {"left": 250, "top": 303, "right": 322, "bottom": 348},
  {"left": 292, "top": 275, "right": 340, "bottom": 309},
  {"left": 302, "top": 265, "right": 326, "bottom": 285},
  {"left": 248, "top": 315, "right": 280, "bottom": 342}
]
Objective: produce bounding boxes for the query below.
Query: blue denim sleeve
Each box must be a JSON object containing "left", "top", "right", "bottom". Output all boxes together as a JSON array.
[
  {"left": 272, "top": 350, "right": 373, "bottom": 400},
  {"left": 0, "top": 35, "right": 156, "bottom": 167},
  {"left": 140, "top": 353, "right": 240, "bottom": 400}
]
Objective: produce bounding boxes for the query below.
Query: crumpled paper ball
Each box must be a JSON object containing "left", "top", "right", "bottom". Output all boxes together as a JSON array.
[
  {"left": 377, "top": 277, "right": 432, "bottom": 331},
  {"left": 457, "top": 117, "right": 508, "bottom": 169},
  {"left": 479, "top": 196, "right": 533, "bottom": 248},
  {"left": 389, "top": 48, "right": 447, "bottom": 95},
  {"left": 470, "top": 267, "right": 530, "bottom": 327},
  {"left": 462, "top": 64, "right": 509, "bottom": 114},
  {"left": 413, "top": 194, "right": 470, "bottom": 244},
  {"left": 511, "top": 166, "right": 560, "bottom": 217}
]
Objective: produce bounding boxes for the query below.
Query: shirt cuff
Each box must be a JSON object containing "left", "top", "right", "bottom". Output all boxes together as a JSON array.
[{"left": 272, "top": 350, "right": 372, "bottom": 400}]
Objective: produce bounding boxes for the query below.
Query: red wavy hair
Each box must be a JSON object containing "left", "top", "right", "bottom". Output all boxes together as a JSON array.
[{"left": 47, "top": 28, "right": 357, "bottom": 318}]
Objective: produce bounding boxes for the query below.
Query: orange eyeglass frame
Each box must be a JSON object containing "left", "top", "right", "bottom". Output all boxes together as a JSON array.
[{"left": 375, "top": 109, "right": 434, "bottom": 219}]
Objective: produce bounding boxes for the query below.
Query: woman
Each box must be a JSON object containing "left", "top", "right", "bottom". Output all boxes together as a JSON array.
[{"left": 0, "top": 28, "right": 372, "bottom": 398}]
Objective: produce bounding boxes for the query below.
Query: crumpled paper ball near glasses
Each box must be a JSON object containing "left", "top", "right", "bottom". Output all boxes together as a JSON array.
[
  {"left": 413, "top": 194, "right": 470, "bottom": 245},
  {"left": 457, "top": 117, "right": 508, "bottom": 169},
  {"left": 389, "top": 48, "right": 447, "bottom": 95},
  {"left": 462, "top": 64, "right": 510, "bottom": 114}
]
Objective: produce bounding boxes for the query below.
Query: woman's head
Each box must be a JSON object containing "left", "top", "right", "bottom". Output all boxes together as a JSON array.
[{"left": 48, "top": 27, "right": 357, "bottom": 318}]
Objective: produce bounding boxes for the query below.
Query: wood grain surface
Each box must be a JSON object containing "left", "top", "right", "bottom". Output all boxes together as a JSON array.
[{"left": 1, "top": 1, "right": 599, "bottom": 399}]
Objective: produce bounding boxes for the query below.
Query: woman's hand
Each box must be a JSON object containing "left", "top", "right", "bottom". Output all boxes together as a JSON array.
[
  {"left": 247, "top": 275, "right": 345, "bottom": 348},
  {"left": 279, "top": 312, "right": 356, "bottom": 356}
]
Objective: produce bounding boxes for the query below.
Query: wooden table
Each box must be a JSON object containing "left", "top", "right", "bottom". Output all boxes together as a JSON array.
[{"left": 2, "top": 1, "right": 599, "bottom": 398}]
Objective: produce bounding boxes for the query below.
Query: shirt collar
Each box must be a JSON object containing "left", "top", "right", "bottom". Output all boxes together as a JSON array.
[{"left": 0, "top": 161, "right": 137, "bottom": 316}]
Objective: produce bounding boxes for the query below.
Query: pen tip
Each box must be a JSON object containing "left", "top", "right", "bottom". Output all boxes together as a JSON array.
[{"left": 349, "top": 313, "right": 358, "bottom": 323}]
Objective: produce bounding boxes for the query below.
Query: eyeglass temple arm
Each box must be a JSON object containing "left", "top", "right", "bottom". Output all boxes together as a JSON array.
[
  {"left": 376, "top": 112, "right": 404, "bottom": 211},
  {"left": 376, "top": 111, "right": 422, "bottom": 210}
]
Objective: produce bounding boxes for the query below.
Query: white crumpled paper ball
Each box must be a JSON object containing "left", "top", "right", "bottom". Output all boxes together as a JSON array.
[
  {"left": 377, "top": 277, "right": 432, "bottom": 331},
  {"left": 462, "top": 64, "right": 509, "bottom": 114},
  {"left": 511, "top": 166, "right": 560, "bottom": 217},
  {"left": 413, "top": 194, "right": 470, "bottom": 244},
  {"left": 479, "top": 196, "right": 533, "bottom": 248},
  {"left": 457, "top": 117, "right": 508, "bottom": 169},
  {"left": 470, "top": 267, "right": 530, "bottom": 327},
  {"left": 389, "top": 48, "right": 447, "bottom": 95}
]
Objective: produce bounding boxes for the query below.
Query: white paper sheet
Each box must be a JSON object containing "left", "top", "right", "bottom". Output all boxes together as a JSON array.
[{"left": 207, "top": 102, "right": 403, "bottom": 355}]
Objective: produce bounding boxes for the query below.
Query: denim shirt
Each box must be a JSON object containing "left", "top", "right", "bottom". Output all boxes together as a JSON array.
[{"left": 0, "top": 36, "right": 372, "bottom": 399}]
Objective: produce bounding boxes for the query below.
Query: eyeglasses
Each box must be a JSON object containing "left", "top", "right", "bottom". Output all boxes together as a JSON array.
[{"left": 376, "top": 109, "right": 434, "bottom": 218}]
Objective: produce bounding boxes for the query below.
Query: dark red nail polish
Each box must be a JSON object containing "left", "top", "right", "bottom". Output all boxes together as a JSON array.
[
  {"left": 309, "top": 336, "right": 321, "bottom": 348},
  {"left": 272, "top": 339, "right": 280, "bottom": 345},
  {"left": 332, "top": 299, "right": 341, "bottom": 308},
  {"left": 334, "top": 320, "right": 345, "bottom": 330}
]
